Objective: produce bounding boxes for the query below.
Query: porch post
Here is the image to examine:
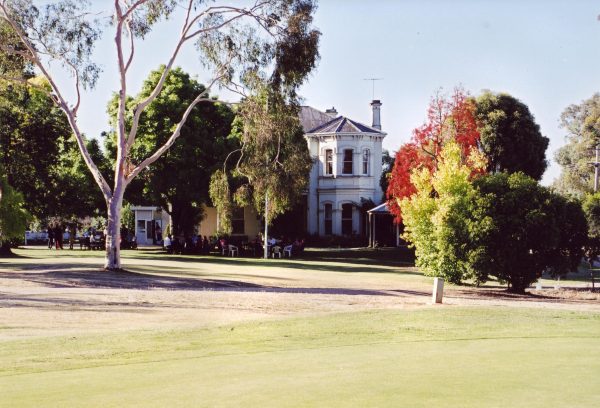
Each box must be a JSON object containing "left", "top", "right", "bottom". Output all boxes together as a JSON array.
[
  {"left": 373, "top": 214, "right": 377, "bottom": 248},
  {"left": 368, "top": 212, "right": 372, "bottom": 247}
]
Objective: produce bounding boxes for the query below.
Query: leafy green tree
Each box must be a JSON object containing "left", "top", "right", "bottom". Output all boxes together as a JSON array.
[
  {"left": 210, "top": 88, "right": 312, "bottom": 257},
  {"left": 469, "top": 173, "right": 586, "bottom": 293},
  {"left": 475, "top": 91, "right": 549, "bottom": 180},
  {"left": 1, "top": 0, "right": 319, "bottom": 270},
  {"left": 400, "top": 141, "right": 487, "bottom": 284},
  {"left": 554, "top": 94, "right": 600, "bottom": 197},
  {"left": 0, "top": 174, "right": 29, "bottom": 256},
  {"left": 0, "top": 75, "right": 106, "bottom": 221},
  {"left": 106, "top": 67, "right": 236, "bottom": 237}
]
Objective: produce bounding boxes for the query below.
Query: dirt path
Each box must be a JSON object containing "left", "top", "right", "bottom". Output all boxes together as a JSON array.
[{"left": 1, "top": 252, "right": 599, "bottom": 340}]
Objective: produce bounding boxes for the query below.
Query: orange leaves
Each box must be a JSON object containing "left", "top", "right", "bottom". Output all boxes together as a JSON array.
[{"left": 386, "top": 88, "right": 482, "bottom": 223}]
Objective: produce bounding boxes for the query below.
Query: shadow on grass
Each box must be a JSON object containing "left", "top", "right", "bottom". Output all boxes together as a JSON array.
[
  {"left": 0, "top": 269, "right": 430, "bottom": 308},
  {"left": 122, "top": 247, "right": 419, "bottom": 276}
]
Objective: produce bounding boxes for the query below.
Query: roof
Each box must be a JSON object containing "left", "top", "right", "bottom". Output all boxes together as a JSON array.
[
  {"left": 367, "top": 202, "right": 390, "bottom": 214},
  {"left": 306, "top": 116, "right": 385, "bottom": 135},
  {"left": 299, "top": 106, "right": 335, "bottom": 132}
]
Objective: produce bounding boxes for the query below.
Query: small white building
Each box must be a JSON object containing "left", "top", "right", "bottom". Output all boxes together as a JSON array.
[
  {"left": 130, "top": 206, "right": 170, "bottom": 245},
  {"left": 303, "top": 100, "right": 386, "bottom": 236}
]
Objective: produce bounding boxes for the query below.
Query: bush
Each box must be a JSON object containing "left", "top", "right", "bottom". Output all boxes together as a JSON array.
[
  {"left": 0, "top": 177, "right": 30, "bottom": 255},
  {"left": 468, "top": 173, "right": 587, "bottom": 293}
]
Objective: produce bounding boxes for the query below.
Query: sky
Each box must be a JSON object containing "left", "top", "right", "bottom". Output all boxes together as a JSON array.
[{"left": 57, "top": 0, "right": 600, "bottom": 186}]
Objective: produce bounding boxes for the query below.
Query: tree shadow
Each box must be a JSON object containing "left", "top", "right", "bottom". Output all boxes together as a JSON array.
[
  {"left": 0, "top": 269, "right": 431, "bottom": 311},
  {"left": 124, "top": 253, "right": 421, "bottom": 276}
]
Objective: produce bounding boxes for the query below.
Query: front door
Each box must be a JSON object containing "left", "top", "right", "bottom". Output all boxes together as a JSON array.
[{"left": 136, "top": 210, "right": 153, "bottom": 245}]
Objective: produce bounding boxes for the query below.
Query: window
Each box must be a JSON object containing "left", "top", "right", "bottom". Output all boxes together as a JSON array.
[
  {"left": 362, "top": 149, "right": 370, "bottom": 175},
  {"left": 341, "top": 204, "right": 353, "bottom": 235},
  {"left": 325, "top": 149, "right": 333, "bottom": 175},
  {"left": 324, "top": 204, "right": 332, "bottom": 235},
  {"left": 232, "top": 207, "right": 245, "bottom": 235},
  {"left": 342, "top": 149, "right": 353, "bottom": 174}
]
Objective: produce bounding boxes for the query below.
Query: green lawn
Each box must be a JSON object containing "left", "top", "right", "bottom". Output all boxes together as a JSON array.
[
  {"left": 1, "top": 248, "right": 599, "bottom": 407},
  {"left": 1, "top": 307, "right": 599, "bottom": 407}
]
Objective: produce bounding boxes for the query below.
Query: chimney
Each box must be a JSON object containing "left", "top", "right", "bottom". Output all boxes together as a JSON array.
[
  {"left": 371, "top": 100, "right": 382, "bottom": 130},
  {"left": 325, "top": 107, "right": 338, "bottom": 117}
]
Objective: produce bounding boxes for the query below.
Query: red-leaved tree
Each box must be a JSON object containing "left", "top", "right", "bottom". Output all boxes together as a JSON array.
[{"left": 387, "top": 88, "right": 480, "bottom": 223}]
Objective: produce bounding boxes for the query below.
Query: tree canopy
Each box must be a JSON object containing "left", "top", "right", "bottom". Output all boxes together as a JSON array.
[
  {"left": 400, "top": 141, "right": 486, "bottom": 284},
  {"left": 554, "top": 93, "right": 600, "bottom": 197},
  {"left": 387, "top": 88, "right": 480, "bottom": 223},
  {"left": 0, "top": 75, "right": 106, "bottom": 221},
  {"left": 468, "top": 173, "right": 586, "bottom": 293},
  {"left": 209, "top": 88, "right": 312, "bottom": 249},
  {"left": 475, "top": 91, "right": 548, "bottom": 180},
  {"left": 0, "top": 0, "right": 320, "bottom": 269},
  {"left": 0, "top": 174, "right": 29, "bottom": 255},
  {"left": 106, "top": 66, "right": 237, "bottom": 236},
  {"left": 399, "top": 139, "right": 586, "bottom": 293}
]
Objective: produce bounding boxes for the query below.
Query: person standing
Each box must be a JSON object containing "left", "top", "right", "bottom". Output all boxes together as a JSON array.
[
  {"left": 55, "top": 224, "right": 64, "bottom": 250},
  {"left": 68, "top": 224, "right": 76, "bottom": 250},
  {"left": 155, "top": 224, "right": 162, "bottom": 244},
  {"left": 47, "top": 225, "right": 54, "bottom": 249}
]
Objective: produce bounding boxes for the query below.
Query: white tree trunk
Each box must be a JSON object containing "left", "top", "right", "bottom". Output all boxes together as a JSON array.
[
  {"left": 264, "top": 193, "right": 269, "bottom": 259},
  {"left": 105, "top": 184, "right": 124, "bottom": 270}
]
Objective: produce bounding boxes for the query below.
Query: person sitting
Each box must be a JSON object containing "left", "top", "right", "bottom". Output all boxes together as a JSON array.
[
  {"left": 163, "top": 234, "right": 172, "bottom": 254},
  {"left": 219, "top": 237, "right": 228, "bottom": 255}
]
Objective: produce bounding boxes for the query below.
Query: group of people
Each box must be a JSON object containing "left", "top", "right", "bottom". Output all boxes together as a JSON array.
[
  {"left": 163, "top": 234, "right": 211, "bottom": 255},
  {"left": 47, "top": 223, "right": 77, "bottom": 250}
]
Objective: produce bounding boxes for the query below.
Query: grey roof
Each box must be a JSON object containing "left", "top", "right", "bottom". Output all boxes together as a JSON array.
[
  {"left": 299, "top": 106, "right": 335, "bottom": 133},
  {"left": 306, "top": 116, "right": 385, "bottom": 135},
  {"left": 367, "top": 202, "right": 390, "bottom": 214}
]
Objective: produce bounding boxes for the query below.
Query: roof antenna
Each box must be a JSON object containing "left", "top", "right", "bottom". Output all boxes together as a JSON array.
[{"left": 364, "top": 78, "right": 383, "bottom": 100}]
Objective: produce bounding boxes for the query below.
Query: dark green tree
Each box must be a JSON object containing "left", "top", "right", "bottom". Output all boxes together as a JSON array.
[
  {"left": 554, "top": 94, "right": 600, "bottom": 197},
  {"left": 468, "top": 173, "right": 586, "bottom": 293},
  {"left": 475, "top": 91, "right": 549, "bottom": 181},
  {"left": 582, "top": 193, "right": 600, "bottom": 267},
  {"left": 0, "top": 76, "right": 106, "bottom": 220},
  {"left": 0, "top": 174, "right": 29, "bottom": 255},
  {"left": 380, "top": 149, "right": 394, "bottom": 194},
  {"left": 106, "top": 66, "right": 237, "bottom": 237}
]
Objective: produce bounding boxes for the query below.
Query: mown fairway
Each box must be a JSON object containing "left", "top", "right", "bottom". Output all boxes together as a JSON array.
[
  {"left": 1, "top": 248, "right": 599, "bottom": 407},
  {"left": 2, "top": 308, "right": 600, "bottom": 407}
]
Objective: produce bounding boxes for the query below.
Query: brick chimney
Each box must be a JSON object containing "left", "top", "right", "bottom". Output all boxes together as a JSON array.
[{"left": 371, "top": 100, "right": 382, "bottom": 130}]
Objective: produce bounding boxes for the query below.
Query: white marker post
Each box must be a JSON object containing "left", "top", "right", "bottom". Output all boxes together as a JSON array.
[{"left": 432, "top": 277, "right": 444, "bottom": 304}]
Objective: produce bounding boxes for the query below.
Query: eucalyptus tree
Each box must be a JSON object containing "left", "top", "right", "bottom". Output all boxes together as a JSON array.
[
  {"left": 554, "top": 93, "right": 600, "bottom": 197},
  {"left": 209, "top": 88, "right": 312, "bottom": 258},
  {"left": 0, "top": 0, "right": 320, "bottom": 270}
]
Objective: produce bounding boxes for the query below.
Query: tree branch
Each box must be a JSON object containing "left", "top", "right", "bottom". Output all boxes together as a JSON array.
[{"left": 0, "top": 4, "right": 112, "bottom": 199}]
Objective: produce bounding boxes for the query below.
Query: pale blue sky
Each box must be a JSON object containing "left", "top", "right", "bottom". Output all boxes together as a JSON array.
[{"left": 66, "top": 0, "right": 600, "bottom": 185}]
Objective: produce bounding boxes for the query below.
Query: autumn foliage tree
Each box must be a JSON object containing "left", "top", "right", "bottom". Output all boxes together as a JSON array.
[{"left": 387, "top": 88, "right": 480, "bottom": 222}]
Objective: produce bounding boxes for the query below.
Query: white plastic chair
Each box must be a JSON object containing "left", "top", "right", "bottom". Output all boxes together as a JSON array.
[
  {"left": 283, "top": 245, "right": 293, "bottom": 258},
  {"left": 228, "top": 245, "right": 239, "bottom": 257},
  {"left": 272, "top": 245, "right": 282, "bottom": 258}
]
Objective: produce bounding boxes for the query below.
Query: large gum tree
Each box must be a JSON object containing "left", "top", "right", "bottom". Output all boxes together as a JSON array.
[{"left": 0, "top": 0, "right": 319, "bottom": 270}]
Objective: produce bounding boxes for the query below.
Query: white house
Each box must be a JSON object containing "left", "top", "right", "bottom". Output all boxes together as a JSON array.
[
  {"left": 132, "top": 100, "right": 387, "bottom": 241},
  {"left": 303, "top": 100, "right": 386, "bottom": 236}
]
